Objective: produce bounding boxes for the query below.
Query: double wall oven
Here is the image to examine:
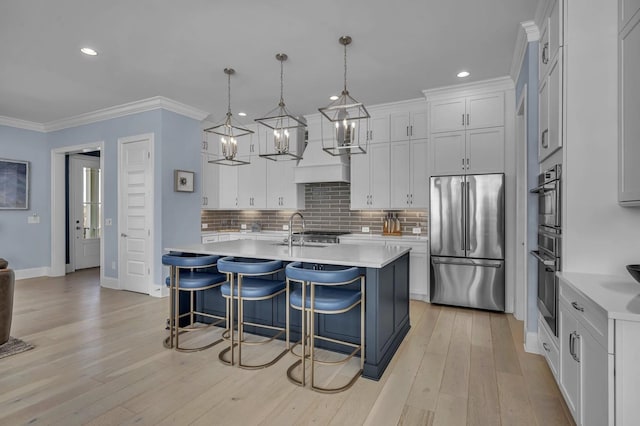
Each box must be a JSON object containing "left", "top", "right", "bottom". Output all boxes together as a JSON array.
[{"left": 530, "top": 165, "right": 561, "bottom": 336}]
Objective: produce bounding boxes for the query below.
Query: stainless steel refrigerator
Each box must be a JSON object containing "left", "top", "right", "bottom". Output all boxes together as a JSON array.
[{"left": 429, "top": 173, "right": 505, "bottom": 311}]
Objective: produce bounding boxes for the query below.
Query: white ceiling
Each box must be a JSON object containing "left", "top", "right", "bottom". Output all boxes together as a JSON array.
[{"left": 0, "top": 0, "right": 537, "bottom": 125}]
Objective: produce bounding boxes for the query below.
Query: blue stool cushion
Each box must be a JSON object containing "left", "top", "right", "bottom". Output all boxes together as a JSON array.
[
  {"left": 217, "top": 257, "right": 282, "bottom": 275},
  {"left": 220, "top": 277, "right": 286, "bottom": 298},
  {"left": 165, "top": 270, "right": 227, "bottom": 289},
  {"left": 285, "top": 262, "right": 361, "bottom": 284},
  {"left": 162, "top": 252, "right": 219, "bottom": 268},
  {"left": 290, "top": 286, "right": 362, "bottom": 312}
]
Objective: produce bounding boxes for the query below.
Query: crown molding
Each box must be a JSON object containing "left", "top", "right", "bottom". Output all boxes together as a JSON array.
[
  {"left": 0, "top": 116, "right": 46, "bottom": 132},
  {"left": 422, "top": 76, "right": 514, "bottom": 101},
  {"left": 44, "top": 96, "right": 209, "bottom": 132},
  {"left": 510, "top": 20, "right": 540, "bottom": 81}
]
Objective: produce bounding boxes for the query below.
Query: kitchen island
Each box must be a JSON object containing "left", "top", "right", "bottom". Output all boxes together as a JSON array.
[{"left": 165, "top": 239, "right": 412, "bottom": 380}]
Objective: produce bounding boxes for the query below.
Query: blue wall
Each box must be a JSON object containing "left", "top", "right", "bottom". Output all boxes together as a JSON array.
[
  {"left": 1, "top": 108, "right": 202, "bottom": 291},
  {"left": 0, "top": 125, "right": 49, "bottom": 270},
  {"left": 515, "top": 41, "right": 540, "bottom": 333}
]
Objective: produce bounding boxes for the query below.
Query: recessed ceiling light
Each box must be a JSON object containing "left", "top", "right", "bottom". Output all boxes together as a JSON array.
[
  {"left": 80, "top": 47, "right": 98, "bottom": 56},
  {"left": 457, "top": 71, "right": 470, "bottom": 78},
  {"left": 238, "top": 112, "right": 247, "bottom": 117},
  {"left": 329, "top": 95, "right": 339, "bottom": 101}
]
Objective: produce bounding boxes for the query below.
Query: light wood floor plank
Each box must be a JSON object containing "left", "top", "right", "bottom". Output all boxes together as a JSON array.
[{"left": 0, "top": 270, "right": 573, "bottom": 426}]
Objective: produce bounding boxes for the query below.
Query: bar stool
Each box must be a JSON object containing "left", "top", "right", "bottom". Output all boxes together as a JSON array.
[
  {"left": 285, "top": 262, "right": 365, "bottom": 393},
  {"left": 217, "top": 256, "right": 287, "bottom": 369},
  {"left": 162, "top": 252, "right": 227, "bottom": 352}
]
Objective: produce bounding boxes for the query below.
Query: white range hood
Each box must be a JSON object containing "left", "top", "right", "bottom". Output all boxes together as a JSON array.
[{"left": 294, "top": 114, "right": 350, "bottom": 183}]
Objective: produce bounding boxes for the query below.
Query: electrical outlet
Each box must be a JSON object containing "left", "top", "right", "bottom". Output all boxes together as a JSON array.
[
  {"left": 201, "top": 223, "right": 208, "bottom": 229},
  {"left": 105, "top": 218, "right": 112, "bottom": 226},
  {"left": 361, "top": 226, "right": 370, "bottom": 233},
  {"left": 412, "top": 227, "right": 421, "bottom": 234},
  {"left": 240, "top": 224, "right": 247, "bottom": 230},
  {"left": 282, "top": 224, "right": 289, "bottom": 231},
  {"left": 27, "top": 214, "right": 40, "bottom": 224},
  {"left": 111, "top": 261, "right": 116, "bottom": 270}
]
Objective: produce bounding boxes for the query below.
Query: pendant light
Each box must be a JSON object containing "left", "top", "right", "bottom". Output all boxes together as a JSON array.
[
  {"left": 319, "top": 36, "right": 370, "bottom": 156},
  {"left": 255, "top": 53, "right": 306, "bottom": 161},
  {"left": 205, "top": 68, "right": 253, "bottom": 166}
]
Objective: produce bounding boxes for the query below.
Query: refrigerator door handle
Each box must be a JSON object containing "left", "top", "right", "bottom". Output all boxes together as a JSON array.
[
  {"left": 461, "top": 181, "right": 466, "bottom": 252},
  {"left": 431, "top": 258, "right": 502, "bottom": 268},
  {"left": 466, "top": 181, "right": 471, "bottom": 251}
]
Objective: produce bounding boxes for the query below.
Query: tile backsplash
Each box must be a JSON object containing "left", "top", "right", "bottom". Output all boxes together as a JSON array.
[{"left": 201, "top": 182, "right": 428, "bottom": 236}]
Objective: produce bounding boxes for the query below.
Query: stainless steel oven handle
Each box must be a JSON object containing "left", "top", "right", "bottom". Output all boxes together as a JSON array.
[{"left": 530, "top": 250, "right": 556, "bottom": 267}]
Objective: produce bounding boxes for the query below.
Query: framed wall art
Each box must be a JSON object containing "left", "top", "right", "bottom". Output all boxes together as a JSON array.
[
  {"left": 174, "top": 169, "right": 194, "bottom": 192},
  {"left": 0, "top": 158, "right": 29, "bottom": 209}
]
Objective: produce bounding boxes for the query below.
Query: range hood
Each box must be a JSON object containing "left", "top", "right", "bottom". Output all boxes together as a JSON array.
[{"left": 294, "top": 114, "right": 350, "bottom": 183}]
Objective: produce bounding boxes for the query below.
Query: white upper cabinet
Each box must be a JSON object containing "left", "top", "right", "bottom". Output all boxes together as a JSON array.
[
  {"left": 390, "top": 106, "right": 427, "bottom": 142},
  {"left": 201, "top": 153, "right": 219, "bottom": 209},
  {"left": 539, "top": 0, "right": 563, "bottom": 82},
  {"left": 619, "top": 4, "right": 640, "bottom": 205},
  {"left": 266, "top": 158, "right": 304, "bottom": 209},
  {"left": 430, "top": 128, "right": 504, "bottom": 175},
  {"left": 237, "top": 126, "right": 266, "bottom": 209},
  {"left": 367, "top": 109, "right": 391, "bottom": 144},
  {"left": 390, "top": 139, "right": 428, "bottom": 208},
  {"left": 429, "top": 93, "right": 504, "bottom": 134},
  {"left": 539, "top": 50, "right": 563, "bottom": 162},
  {"left": 350, "top": 142, "right": 390, "bottom": 210},
  {"left": 218, "top": 163, "right": 238, "bottom": 209}
]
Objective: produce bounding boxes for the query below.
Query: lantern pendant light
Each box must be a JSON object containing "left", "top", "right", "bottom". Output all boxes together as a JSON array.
[
  {"left": 319, "top": 36, "right": 370, "bottom": 156},
  {"left": 205, "top": 68, "right": 253, "bottom": 166},
  {"left": 255, "top": 53, "right": 306, "bottom": 161}
]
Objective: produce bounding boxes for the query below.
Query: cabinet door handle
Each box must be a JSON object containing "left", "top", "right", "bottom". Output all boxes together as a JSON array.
[
  {"left": 571, "top": 301, "right": 585, "bottom": 312},
  {"left": 461, "top": 158, "right": 465, "bottom": 170},
  {"left": 466, "top": 158, "right": 469, "bottom": 170},
  {"left": 541, "top": 129, "right": 549, "bottom": 149},
  {"left": 542, "top": 342, "right": 550, "bottom": 352},
  {"left": 462, "top": 114, "right": 465, "bottom": 126},
  {"left": 571, "top": 332, "right": 581, "bottom": 362},
  {"left": 410, "top": 194, "right": 413, "bottom": 204},
  {"left": 569, "top": 332, "right": 575, "bottom": 359},
  {"left": 542, "top": 42, "right": 549, "bottom": 65},
  {"left": 406, "top": 126, "right": 409, "bottom": 137},
  {"left": 466, "top": 114, "right": 469, "bottom": 126},
  {"left": 410, "top": 125, "right": 413, "bottom": 136}
]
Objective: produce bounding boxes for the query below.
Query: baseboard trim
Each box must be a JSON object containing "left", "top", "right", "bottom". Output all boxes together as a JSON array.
[
  {"left": 149, "top": 284, "right": 167, "bottom": 298},
  {"left": 525, "top": 331, "right": 541, "bottom": 354},
  {"left": 100, "top": 276, "right": 120, "bottom": 290},
  {"left": 410, "top": 293, "right": 430, "bottom": 302},
  {"left": 14, "top": 267, "right": 50, "bottom": 280}
]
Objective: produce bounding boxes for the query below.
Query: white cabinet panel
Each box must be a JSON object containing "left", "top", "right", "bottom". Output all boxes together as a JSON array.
[
  {"left": 581, "top": 328, "right": 608, "bottom": 426},
  {"left": 619, "top": 12, "right": 640, "bottom": 205},
  {"left": 429, "top": 98, "right": 466, "bottom": 133},
  {"left": 201, "top": 153, "right": 219, "bottom": 209},
  {"left": 350, "top": 150, "right": 371, "bottom": 209},
  {"left": 559, "top": 301, "right": 580, "bottom": 420},
  {"left": 370, "top": 112, "right": 390, "bottom": 144},
  {"left": 266, "top": 158, "right": 304, "bottom": 209},
  {"left": 390, "top": 139, "right": 428, "bottom": 208},
  {"left": 465, "top": 93, "right": 504, "bottom": 129},
  {"left": 430, "top": 94, "right": 503, "bottom": 134},
  {"left": 430, "top": 132, "right": 466, "bottom": 175},
  {"left": 369, "top": 143, "right": 391, "bottom": 209},
  {"left": 466, "top": 128, "right": 504, "bottom": 173},
  {"left": 218, "top": 165, "right": 238, "bottom": 209},
  {"left": 539, "top": 50, "right": 563, "bottom": 163},
  {"left": 390, "top": 107, "right": 428, "bottom": 142}
]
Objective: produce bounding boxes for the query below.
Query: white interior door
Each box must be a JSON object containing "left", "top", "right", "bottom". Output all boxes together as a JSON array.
[
  {"left": 119, "top": 135, "right": 153, "bottom": 294},
  {"left": 70, "top": 154, "right": 101, "bottom": 270}
]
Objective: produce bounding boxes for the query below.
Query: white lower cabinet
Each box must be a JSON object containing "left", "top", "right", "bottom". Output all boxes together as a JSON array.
[
  {"left": 555, "top": 273, "right": 640, "bottom": 426},
  {"left": 538, "top": 314, "right": 559, "bottom": 380}
]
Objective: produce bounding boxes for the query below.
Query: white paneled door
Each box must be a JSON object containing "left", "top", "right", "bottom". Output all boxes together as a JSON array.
[{"left": 118, "top": 135, "right": 153, "bottom": 294}]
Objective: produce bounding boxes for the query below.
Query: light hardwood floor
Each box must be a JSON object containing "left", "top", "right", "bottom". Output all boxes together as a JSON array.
[{"left": 0, "top": 269, "right": 575, "bottom": 425}]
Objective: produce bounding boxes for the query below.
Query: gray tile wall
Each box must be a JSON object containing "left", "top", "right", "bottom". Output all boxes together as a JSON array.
[{"left": 201, "top": 182, "right": 428, "bottom": 236}]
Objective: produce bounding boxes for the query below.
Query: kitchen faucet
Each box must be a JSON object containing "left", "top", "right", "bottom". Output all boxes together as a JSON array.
[{"left": 288, "top": 211, "right": 305, "bottom": 250}]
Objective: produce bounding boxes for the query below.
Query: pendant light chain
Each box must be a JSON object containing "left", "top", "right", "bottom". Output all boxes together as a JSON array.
[
  {"left": 226, "top": 71, "right": 232, "bottom": 116},
  {"left": 279, "top": 57, "right": 285, "bottom": 106},
  {"left": 343, "top": 41, "right": 348, "bottom": 94}
]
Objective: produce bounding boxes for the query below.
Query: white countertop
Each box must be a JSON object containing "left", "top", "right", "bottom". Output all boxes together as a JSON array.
[
  {"left": 557, "top": 272, "right": 640, "bottom": 322},
  {"left": 167, "top": 239, "right": 411, "bottom": 268}
]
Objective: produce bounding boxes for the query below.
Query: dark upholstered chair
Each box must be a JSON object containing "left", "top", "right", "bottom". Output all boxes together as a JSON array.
[{"left": 0, "top": 258, "right": 15, "bottom": 345}]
